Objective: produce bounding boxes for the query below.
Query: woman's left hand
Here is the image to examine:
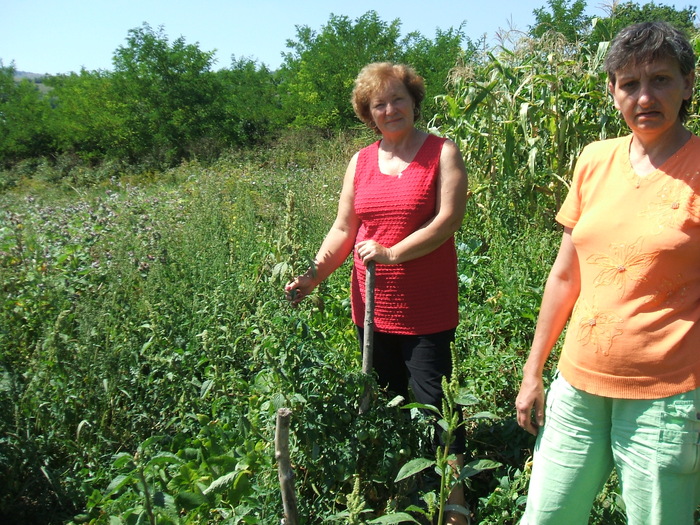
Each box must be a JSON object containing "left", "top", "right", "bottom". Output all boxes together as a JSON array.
[{"left": 355, "top": 239, "right": 395, "bottom": 265}]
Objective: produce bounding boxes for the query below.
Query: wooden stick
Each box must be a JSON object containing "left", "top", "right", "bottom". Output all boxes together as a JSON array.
[
  {"left": 359, "top": 261, "right": 375, "bottom": 414},
  {"left": 275, "top": 408, "right": 298, "bottom": 525}
]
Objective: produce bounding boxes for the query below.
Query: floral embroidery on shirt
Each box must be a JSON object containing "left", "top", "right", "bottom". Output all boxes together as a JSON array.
[
  {"left": 641, "top": 178, "right": 700, "bottom": 230},
  {"left": 587, "top": 238, "right": 655, "bottom": 296},
  {"left": 572, "top": 299, "right": 623, "bottom": 355},
  {"left": 641, "top": 273, "right": 688, "bottom": 310}
]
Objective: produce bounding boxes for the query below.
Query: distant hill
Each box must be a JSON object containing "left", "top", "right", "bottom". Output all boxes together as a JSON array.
[
  {"left": 14, "top": 71, "right": 46, "bottom": 81},
  {"left": 13, "top": 71, "right": 53, "bottom": 94}
]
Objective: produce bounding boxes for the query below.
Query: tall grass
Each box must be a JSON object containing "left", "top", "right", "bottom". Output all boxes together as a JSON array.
[{"left": 1, "top": 129, "right": 443, "bottom": 524}]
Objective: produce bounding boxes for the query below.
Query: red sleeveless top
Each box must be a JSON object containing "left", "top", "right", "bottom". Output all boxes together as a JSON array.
[{"left": 351, "top": 134, "right": 459, "bottom": 335}]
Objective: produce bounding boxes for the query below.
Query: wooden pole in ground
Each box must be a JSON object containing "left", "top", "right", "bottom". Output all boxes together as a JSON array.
[
  {"left": 275, "top": 407, "right": 298, "bottom": 525},
  {"left": 359, "top": 261, "right": 375, "bottom": 414}
]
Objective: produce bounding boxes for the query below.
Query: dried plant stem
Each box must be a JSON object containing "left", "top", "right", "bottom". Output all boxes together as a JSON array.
[
  {"left": 359, "top": 261, "right": 375, "bottom": 414},
  {"left": 276, "top": 407, "right": 298, "bottom": 525}
]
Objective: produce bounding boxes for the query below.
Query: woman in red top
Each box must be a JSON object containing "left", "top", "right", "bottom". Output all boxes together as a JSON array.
[{"left": 285, "top": 62, "right": 469, "bottom": 524}]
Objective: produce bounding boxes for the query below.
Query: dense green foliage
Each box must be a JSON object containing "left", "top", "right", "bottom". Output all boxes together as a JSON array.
[
  {"left": 4, "top": 3, "right": 696, "bottom": 177},
  {"left": 279, "top": 11, "right": 475, "bottom": 129},
  {"left": 435, "top": 32, "right": 622, "bottom": 232},
  {"left": 531, "top": 0, "right": 590, "bottom": 41},
  {"left": 2, "top": 1, "right": 700, "bottom": 523},
  {"left": 110, "top": 25, "right": 224, "bottom": 164},
  {"left": 0, "top": 13, "right": 469, "bottom": 174},
  {"left": 0, "top": 128, "right": 548, "bottom": 525},
  {"left": 531, "top": 0, "right": 697, "bottom": 43},
  {"left": 0, "top": 63, "right": 53, "bottom": 162}
]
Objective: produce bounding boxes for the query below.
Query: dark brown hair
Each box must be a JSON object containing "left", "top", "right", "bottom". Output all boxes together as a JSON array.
[{"left": 605, "top": 21, "right": 696, "bottom": 122}]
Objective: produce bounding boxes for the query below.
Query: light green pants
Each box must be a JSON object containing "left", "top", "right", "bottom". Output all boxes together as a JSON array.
[{"left": 521, "top": 374, "right": 700, "bottom": 525}]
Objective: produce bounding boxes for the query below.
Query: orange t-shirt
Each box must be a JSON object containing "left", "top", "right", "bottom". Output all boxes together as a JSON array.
[{"left": 556, "top": 134, "right": 700, "bottom": 399}]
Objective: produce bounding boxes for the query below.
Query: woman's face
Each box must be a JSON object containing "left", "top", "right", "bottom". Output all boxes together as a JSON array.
[
  {"left": 609, "top": 55, "right": 694, "bottom": 139},
  {"left": 369, "top": 78, "right": 415, "bottom": 135}
]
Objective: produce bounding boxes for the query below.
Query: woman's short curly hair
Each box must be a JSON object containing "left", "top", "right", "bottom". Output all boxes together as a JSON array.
[
  {"left": 351, "top": 62, "right": 426, "bottom": 133},
  {"left": 605, "top": 21, "right": 696, "bottom": 122}
]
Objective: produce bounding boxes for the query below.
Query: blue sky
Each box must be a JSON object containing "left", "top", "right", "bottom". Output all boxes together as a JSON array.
[{"left": 2, "top": 0, "right": 696, "bottom": 75}]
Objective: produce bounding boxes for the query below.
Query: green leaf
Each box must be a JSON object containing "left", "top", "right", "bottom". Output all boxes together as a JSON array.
[
  {"left": 394, "top": 457, "right": 435, "bottom": 482},
  {"left": 271, "top": 261, "right": 289, "bottom": 281},
  {"left": 203, "top": 471, "right": 237, "bottom": 495},
  {"left": 459, "top": 459, "right": 502, "bottom": 480},
  {"left": 528, "top": 147, "right": 539, "bottom": 178},
  {"left": 402, "top": 402, "right": 439, "bottom": 414},
  {"left": 145, "top": 452, "right": 182, "bottom": 468},
  {"left": 368, "top": 512, "right": 421, "bottom": 524},
  {"left": 105, "top": 474, "right": 131, "bottom": 495},
  {"left": 175, "top": 491, "right": 207, "bottom": 510},
  {"left": 200, "top": 379, "right": 214, "bottom": 398},
  {"left": 403, "top": 504, "right": 428, "bottom": 515},
  {"left": 468, "top": 411, "right": 496, "bottom": 420},
  {"left": 453, "top": 389, "right": 479, "bottom": 406},
  {"left": 112, "top": 452, "right": 134, "bottom": 469},
  {"left": 327, "top": 511, "right": 351, "bottom": 521}
]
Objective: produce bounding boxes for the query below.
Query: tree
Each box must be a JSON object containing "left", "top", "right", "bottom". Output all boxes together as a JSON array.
[
  {"left": 111, "top": 23, "right": 224, "bottom": 165},
  {"left": 530, "top": 0, "right": 592, "bottom": 41},
  {"left": 0, "top": 61, "right": 52, "bottom": 165},
  {"left": 44, "top": 69, "right": 129, "bottom": 162},
  {"left": 280, "top": 11, "right": 404, "bottom": 129},
  {"left": 589, "top": 1, "right": 698, "bottom": 44},
  {"left": 400, "top": 26, "right": 477, "bottom": 121},
  {"left": 279, "top": 11, "right": 469, "bottom": 129},
  {"left": 0, "top": 15, "right": 474, "bottom": 170},
  {"left": 216, "top": 57, "right": 283, "bottom": 145}
]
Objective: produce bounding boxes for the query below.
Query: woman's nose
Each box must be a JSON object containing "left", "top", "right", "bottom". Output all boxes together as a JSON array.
[{"left": 638, "top": 82, "right": 654, "bottom": 106}]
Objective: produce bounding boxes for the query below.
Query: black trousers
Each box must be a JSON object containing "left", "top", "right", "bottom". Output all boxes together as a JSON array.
[{"left": 356, "top": 326, "right": 466, "bottom": 454}]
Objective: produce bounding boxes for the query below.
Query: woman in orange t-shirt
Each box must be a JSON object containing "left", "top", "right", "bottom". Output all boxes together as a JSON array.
[{"left": 516, "top": 22, "right": 700, "bottom": 524}]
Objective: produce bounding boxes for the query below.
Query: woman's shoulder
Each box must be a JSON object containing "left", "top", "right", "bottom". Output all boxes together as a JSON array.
[
  {"left": 354, "top": 139, "right": 381, "bottom": 166},
  {"left": 425, "top": 132, "right": 449, "bottom": 147},
  {"left": 359, "top": 139, "right": 382, "bottom": 153},
  {"left": 687, "top": 133, "right": 700, "bottom": 151},
  {"left": 581, "top": 135, "right": 630, "bottom": 157},
  {"left": 567, "top": 136, "right": 630, "bottom": 189}
]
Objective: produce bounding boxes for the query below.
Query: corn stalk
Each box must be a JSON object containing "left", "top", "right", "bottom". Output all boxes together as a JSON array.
[{"left": 433, "top": 33, "right": 624, "bottom": 229}]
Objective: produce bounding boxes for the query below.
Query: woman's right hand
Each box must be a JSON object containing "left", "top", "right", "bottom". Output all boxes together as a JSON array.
[
  {"left": 284, "top": 152, "right": 360, "bottom": 307},
  {"left": 515, "top": 372, "right": 546, "bottom": 436},
  {"left": 515, "top": 229, "right": 579, "bottom": 437},
  {"left": 284, "top": 274, "right": 316, "bottom": 306}
]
